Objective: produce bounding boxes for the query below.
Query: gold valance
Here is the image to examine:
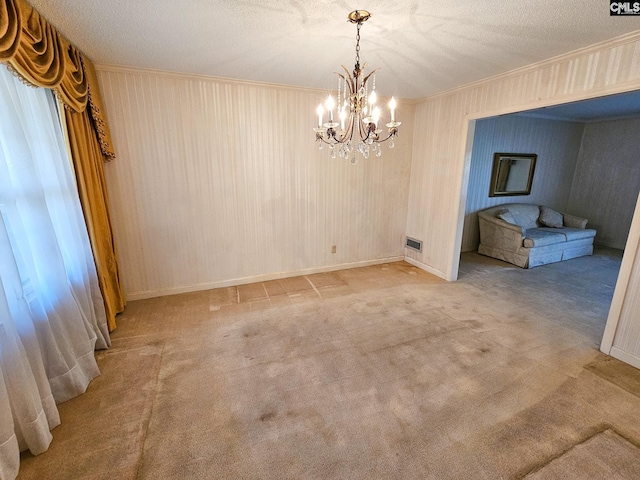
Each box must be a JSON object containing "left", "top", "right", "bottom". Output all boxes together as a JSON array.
[
  {"left": 0, "top": 0, "right": 115, "bottom": 159},
  {"left": 0, "top": 0, "right": 20, "bottom": 59},
  {"left": 0, "top": 0, "right": 124, "bottom": 331}
]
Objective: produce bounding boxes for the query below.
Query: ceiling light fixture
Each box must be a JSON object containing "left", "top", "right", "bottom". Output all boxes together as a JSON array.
[{"left": 314, "top": 10, "right": 401, "bottom": 164}]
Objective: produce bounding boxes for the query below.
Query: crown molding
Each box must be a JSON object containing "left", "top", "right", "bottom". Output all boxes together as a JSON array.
[
  {"left": 417, "top": 30, "right": 640, "bottom": 103},
  {"left": 94, "top": 63, "right": 419, "bottom": 105}
]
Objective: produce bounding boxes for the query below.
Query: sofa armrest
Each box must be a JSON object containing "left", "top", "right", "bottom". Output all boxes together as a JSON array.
[
  {"left": 479, "top": 214, "right": 525, "bottom": 234},
  {"left": 478, "top": 215, "right": 525, "bottom": 252},
  {"left": 563, "top": 213, "right": 588, "bottom": 229}
]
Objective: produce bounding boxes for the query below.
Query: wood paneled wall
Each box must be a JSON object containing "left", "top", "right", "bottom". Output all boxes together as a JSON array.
[
  {"left": 97, "top": 67, "right": 414, "bottom": 299},
  {"left": 461, "top": 115, "right": 584, "bottom": 252}
]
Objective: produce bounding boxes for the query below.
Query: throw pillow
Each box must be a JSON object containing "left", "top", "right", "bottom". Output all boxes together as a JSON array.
[
  {"left": 496, "top": 208, "right": 516, "bottom": 225},
  {"left": 496, "top": 209, "right": 525, "bottom": 235},
  {"left": 563, "top": 213, "right": 588, "bottom": 229},
  {"left": 539, "top": 206, "right": 563, "bottom": 228}
]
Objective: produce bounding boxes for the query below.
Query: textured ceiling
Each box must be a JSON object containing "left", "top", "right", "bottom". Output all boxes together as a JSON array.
[
  {"left": 27, "top": 0, "right": 640, "bottom": 99},
  {"left": 519, "top": 90, "right": 640, "bottom": 122}
]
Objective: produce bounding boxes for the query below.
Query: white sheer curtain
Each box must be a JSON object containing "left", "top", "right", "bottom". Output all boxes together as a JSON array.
[{"left": 0, "top": 65, "right": 110, "bottom": 480}]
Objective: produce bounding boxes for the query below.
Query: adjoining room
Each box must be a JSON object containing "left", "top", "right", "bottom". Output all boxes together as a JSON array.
[{"left": 459, "top": 90, "right": 640, "bottom": 344}]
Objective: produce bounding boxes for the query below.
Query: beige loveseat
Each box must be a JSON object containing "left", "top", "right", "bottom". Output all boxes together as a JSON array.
[{"left": 477, "top": 203, "right": 596, "bottom": 268}]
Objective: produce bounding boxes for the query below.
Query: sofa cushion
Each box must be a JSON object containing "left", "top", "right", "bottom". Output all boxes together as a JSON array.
[
  {"left": 537, "top": 227, "right": 596, "bottom": 242},
  {"left": 523, "top": 229, "right": 567, "bottom": 248},
  {"left": 539, "top": 206, "right": 563, "bottom": 228}
]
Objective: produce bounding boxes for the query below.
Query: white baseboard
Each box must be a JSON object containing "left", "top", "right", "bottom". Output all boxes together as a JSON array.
[
  {"left": 126, "top": 256, "right": 405, "bottom": 300},
  {"left": 610, "top": 347, "right": 640, "bottom": 370},
  {"left": 403, "top": 256, "right": 449, "bottom": 280}
]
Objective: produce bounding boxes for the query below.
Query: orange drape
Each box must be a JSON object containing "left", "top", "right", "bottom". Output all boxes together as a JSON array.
[
  {"left": 63, "top": 108, "right": 125, "bottom": 330},
  {"left": 1, "top": 0, "right": 124, "bottom": 329}
]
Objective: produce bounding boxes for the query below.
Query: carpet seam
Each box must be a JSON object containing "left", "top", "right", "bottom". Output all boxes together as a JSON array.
[
  {"left": 515, "top": 424, "right": 614, "bottom": 479},
  {"left": 134, "top": 340, "right": 167, "bottom": 480}
]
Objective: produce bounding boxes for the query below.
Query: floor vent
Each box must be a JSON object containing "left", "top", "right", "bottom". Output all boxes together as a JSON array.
[{"left": 406, "top": 237, "right": 422, "bottom": 252}]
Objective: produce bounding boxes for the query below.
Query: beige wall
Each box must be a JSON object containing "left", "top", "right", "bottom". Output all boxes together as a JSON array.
[{"left": 97, "top": 68, "right": 415, "bottom": 299}]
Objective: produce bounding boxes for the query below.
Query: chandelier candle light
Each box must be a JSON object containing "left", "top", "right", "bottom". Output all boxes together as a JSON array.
[{"left": 314, "top": 10, "right": 401, "bottom": 164}]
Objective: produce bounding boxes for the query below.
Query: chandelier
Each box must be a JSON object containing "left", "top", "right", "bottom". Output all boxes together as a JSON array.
[{"left": 314, "top": 10, "right": 400, "bottom": 164}]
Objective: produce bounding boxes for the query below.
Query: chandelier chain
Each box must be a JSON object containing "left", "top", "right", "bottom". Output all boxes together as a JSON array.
[{"left": 355, "top": 23, "right": 361, "bottom": 71}]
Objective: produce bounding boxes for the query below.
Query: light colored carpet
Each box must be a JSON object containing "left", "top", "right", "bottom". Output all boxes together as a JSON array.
[
  {"left": 524, "top": 429, "right": 640, "bottom": 479},
  {"left": 17, "top": 248, "right": 640, "bottom": 479}
]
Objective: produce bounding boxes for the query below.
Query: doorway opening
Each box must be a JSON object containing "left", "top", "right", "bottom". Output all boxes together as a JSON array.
[{"left": 455, "top": 90, "right": 640, "bottom": 352}]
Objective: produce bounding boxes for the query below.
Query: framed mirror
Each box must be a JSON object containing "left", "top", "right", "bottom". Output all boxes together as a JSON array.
[{"left": 489, "top": 153, "right": 537, "bottom": 197}]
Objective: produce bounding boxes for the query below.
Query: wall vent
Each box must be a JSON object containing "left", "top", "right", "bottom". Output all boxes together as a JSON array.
[{"left": 406, "top": 236, "right": 422, "bottom": 252}]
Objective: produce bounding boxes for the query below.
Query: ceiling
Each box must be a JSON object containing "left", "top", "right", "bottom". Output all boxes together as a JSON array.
[
  {"left": 516, "top": 90, "right": 640, "bottom": 123},
  {"left": 27, "top": 0, "right": 640, "bottom": 100}
]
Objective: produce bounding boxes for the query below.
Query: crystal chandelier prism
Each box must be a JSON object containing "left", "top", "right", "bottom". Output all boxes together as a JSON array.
[{"left": 314, "top": 10, "right": 401, "bottom": 164}]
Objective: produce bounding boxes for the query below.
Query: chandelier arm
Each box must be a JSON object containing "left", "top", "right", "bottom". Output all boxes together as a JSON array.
[
  {"left": 340, "top": 65, "right": 355, "bottom": 95},
  {"left": 337, "top": 124, "right": 348, "bottom": 140},
  {"left": 375, "top": 131, "right": 397, "bottom": 143},
  {"left": 358, "top": 118, "right": 372, "bottom": 141},
  {"left": 333, "top": 116, "right": 352, "bottom": 144},
  {"left": 357, "top": 122, "right": 365, "bottom": 141},
  {"left": 361, "top": 67, "right": 379, "bottom": 86},
  {"left": 342, "top": 110, "right": 356, "bottom": 143},
  {"left": 316, "top": 136, "right": 334, "bottom": 145},
  {"left": 315, "top": 109, "right": 355, "bottom": 146}
]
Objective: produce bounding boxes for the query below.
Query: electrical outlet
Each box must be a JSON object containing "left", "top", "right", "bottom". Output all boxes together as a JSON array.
[{"left": 331, "top": 245, "right": 337, "bottom": 253}]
